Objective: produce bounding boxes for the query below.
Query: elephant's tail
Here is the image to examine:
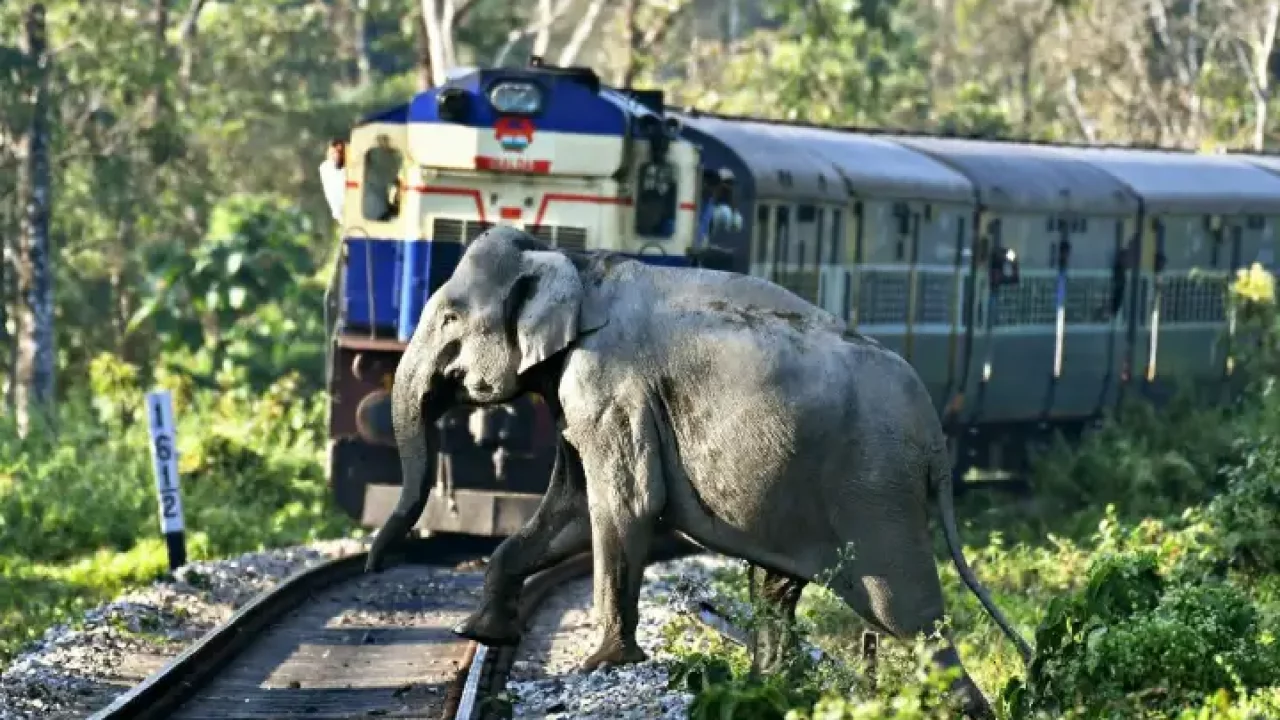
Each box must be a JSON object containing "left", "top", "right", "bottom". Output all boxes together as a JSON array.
[{"left": 933, "top": 445, "right": 1034, "bottom": 666}]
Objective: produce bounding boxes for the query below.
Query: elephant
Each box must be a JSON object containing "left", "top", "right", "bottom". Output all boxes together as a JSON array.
[{"left": 364, "top": 225, "right": 1033, "bottom": 718}]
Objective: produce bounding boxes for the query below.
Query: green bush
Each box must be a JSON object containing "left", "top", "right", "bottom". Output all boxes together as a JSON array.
[
  {"left": 1026, "top": 392, "right": 1235, "bottom": 521},
  {"left": 1204, "top": 423, "right": 1280, "bottom": 574},
  {"left": 1001, "top": 551, "right": 1280, "bottom": 718},
  {"left": 0, "top": 353, "right": 356, "bottom": 666}
]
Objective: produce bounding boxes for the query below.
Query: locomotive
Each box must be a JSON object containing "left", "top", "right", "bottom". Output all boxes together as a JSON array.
[{"left": 323, "top": 58, "right": 1280, "bottom": 538}]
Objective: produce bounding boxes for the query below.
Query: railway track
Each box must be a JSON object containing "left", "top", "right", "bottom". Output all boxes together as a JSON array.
[{"left": 88, "top": 534, "right": 699, "bottom": 720}]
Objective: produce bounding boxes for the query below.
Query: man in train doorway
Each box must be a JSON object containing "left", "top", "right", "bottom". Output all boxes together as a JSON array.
[
  {"left": 319, "top": 137, "right": 347, "bottom": 223},
  {"left": 692, "top": 167, "right": 741, "bottom": 271}
]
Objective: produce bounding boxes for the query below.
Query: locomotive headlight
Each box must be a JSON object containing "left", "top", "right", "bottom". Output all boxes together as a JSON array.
[{"left": 488, "top": 81, "right": 543, "bottom": 115}]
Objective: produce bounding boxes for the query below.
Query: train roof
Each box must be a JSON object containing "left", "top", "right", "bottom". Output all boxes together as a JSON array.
[
  {"left": 756, "top": 124, "right": 974, "bottom": 204},
  {"left": 1084, "top": 149, "right": 1280, "bottom": 215},
  {"left": 890, "top": 135, "right": 1139, "bottom": 216},
  {"left": 676, "top": 114, "right": 842, "bottom": 202},
  {"left": 1230, "top": 152, "right": 1280, "bottom": 176},
  {"left": 357, "top": 66, "right": 668, "bottom": 136}
]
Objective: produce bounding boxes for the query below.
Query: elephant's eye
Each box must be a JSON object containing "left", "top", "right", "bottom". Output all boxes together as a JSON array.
[{"left": 441, "top": 311, "right": 459, "bottom": 327}]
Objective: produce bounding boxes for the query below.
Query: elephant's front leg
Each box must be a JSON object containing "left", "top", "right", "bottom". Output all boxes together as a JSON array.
[
  {"left": 453, "top": 436, "right": 592, "bottom": 645},
  {"left": 574, "top": 410, "right": 666, "bottom": 673},
  {"left": 747, "top": 566, "right": 807, "bottom": 679}
]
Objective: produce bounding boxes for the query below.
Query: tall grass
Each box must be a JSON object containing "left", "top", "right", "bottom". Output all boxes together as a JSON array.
[{"left": 0, "top": 354, "right": 357, "bottom": 666}]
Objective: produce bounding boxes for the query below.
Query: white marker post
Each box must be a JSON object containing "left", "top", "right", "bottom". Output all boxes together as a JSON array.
[{"left": 146, "top": 390, "right": 187, "bottom": 570}]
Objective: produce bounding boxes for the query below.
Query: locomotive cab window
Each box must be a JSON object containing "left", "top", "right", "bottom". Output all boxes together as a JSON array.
[
  {"left": 362, "top": 146, "right": 404, "bottom": 223},
  {"left": 635, "top": 161, "right": 678, "bottom": 237}
]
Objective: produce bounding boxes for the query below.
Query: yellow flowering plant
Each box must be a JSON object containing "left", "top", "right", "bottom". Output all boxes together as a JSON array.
[
  {"left": 1232, "top": 262, "right": 1276, "bottom": 307},
  {"left": 1225, "top": 263, "right": 1280, "bottom": 381}
]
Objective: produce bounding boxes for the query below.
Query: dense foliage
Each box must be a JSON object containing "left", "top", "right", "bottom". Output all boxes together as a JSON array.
[{"left": 0, "top": 355, "right": 356, "bottom": 663}]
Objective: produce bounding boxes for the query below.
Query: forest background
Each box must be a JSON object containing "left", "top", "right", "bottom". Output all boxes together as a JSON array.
[{"left": 2, "top": 1, "right": 1280, "bottom": 717}]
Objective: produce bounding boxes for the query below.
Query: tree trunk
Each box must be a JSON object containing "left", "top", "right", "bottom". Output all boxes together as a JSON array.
[
  {"left": 149, "top": 0, "right": 170, "bottom": 127},
  {"left": 0, "top": 176, "right": 11, "bottom": 415},
  {"left": 15, "top": 3, "right": 53, "bottom": 438},
  {"left": 177, "top": 0, "right": 208, "bottom": 99},
  {"left": 619, "top": 0, "right": 640, "bottom": 87},
  {"left": 558, "top": 0, "right": 607, "bottom": 66},
  {"left": 533, "top": 0, "right": 553, "bottom": 57},
  {"left": 1255, "top": 2, "right": 1280, "bottom": 150},
  {"left": 415, "top": 1, "right": 435, "bottom": 91},
  {"left": 354, "top": 0, "right": 371, "bottom": 89},
  {"left": 420, "top": 0, "right": 449, "bottom": 87}
]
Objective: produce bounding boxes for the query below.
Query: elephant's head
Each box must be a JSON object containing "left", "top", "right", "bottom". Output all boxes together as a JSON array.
[{"left": 365, "top": 226, "right": 609, "bottom": 571}]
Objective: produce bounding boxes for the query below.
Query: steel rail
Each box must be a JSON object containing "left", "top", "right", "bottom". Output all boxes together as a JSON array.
[
  {"left": 90, "top": 532, "right": 703, "bottom": 720},
  {"left": 453, "top": 534, "right": 702, "bottom": 720},
  {"left": 89, "top": 535, "right": 497, "bottom": 720}
]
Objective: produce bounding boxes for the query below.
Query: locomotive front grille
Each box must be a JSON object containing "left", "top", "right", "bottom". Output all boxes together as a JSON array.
[
  {"left": 432, "top": 218, "right": 494, "bottom": 244},
  {"left": 526, "top": 224, "right": 588, "bottom": 251}
]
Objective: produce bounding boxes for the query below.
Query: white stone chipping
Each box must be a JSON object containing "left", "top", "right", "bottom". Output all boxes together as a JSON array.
[
  {"left": 0, "top": 537, "right": 368, "bottom": 720},
  {"left": 504, "top": 553, "right": 743, "bottom": 720},
  {"left": 0, "top": 540, "right": 743, "bottom": 720}
]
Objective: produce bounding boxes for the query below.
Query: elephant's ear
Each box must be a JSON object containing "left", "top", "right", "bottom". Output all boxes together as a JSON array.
[{"left": 511, "top": 251, "right": 608, "bottom": 374}]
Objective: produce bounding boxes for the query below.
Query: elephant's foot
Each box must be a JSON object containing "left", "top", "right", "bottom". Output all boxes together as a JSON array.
[
  {"left": 931, "top": 645, "right": 994, "bottom": 720},
  {"left": 951, "top": 675, "right": 995, "bottom": 720},
  {"left": 452, "top": 603, "right": 523, "bottom": 646},
  {"left": 576, "top": 639, "right": 647, "bottom": 673}
]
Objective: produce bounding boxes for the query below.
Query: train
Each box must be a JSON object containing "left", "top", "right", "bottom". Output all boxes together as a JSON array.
[{"left": 322, "top": 57, "right": 1280, "bottom": 538}]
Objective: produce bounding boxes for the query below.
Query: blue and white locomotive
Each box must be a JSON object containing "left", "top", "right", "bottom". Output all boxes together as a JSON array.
[{"left": 324, "top": 58, "right": 1280, "bottom": 537}]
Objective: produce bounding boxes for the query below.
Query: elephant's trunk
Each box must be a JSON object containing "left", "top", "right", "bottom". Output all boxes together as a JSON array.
[{"left": 365, "top": 368, "right": 453, "bottom": 572}]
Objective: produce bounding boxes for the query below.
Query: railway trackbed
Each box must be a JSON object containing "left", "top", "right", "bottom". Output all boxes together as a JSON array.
[{"left": 87, "top": 534, "right": 701, "bottom": 720}]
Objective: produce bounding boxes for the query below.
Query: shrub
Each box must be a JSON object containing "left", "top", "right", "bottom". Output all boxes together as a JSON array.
[
  {"left": 1001, "top": 552, "right": 1280, "bottom": 719},
  {"left": 0, "top": 353, "right": 356, "bottom": 665},
  {"left": 1204, "top": 412, "right": 1280, "bottom": 575}
]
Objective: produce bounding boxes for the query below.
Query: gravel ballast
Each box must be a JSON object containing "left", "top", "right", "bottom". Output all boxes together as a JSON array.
[
  {"left": 505, "top": 553, "right": 742, "bottom": 720},
  {"left": 1, "top": 540, "right": 744, "bottom": 720},
  {"left": 0, "top": 537, "right": 368, "bottom": 720}
]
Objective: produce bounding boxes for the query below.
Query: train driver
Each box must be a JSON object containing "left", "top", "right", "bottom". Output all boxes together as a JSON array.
[
  {"left": 697, "top": 167, "right": 743, "bottom": 247},
  {"left": 319, "top": 138, "right": 347, "bottom": 223}
]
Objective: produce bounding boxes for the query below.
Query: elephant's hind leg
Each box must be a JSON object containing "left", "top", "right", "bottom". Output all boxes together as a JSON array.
[
  {"left": 747, "top": 566, "right": 807, "bottom": 679},
  {"left": 454, "top": 436, "right": 592, "bottom": 645},
  {"left": 825, "top": 527, "right": 995, "bottom": 719}
]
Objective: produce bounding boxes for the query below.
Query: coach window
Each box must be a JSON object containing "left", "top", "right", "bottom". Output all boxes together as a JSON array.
[
  {"left": 755, "top": 204, "right": 772, "bottom": 266},
  {"left": 362, "top": 146, "right": 404, "bottom": 223},
  {"left": 774, "top": 205, "right": 791, "bottom": 282},
  {"left": 829, "top": 209, "right": 844, "bottom": 265},
  {"left": 797, "top": 204, "right": 818, "bottom": 270},
  {"left": 815, "top": 207, "right": 828, "bottom": 271}
]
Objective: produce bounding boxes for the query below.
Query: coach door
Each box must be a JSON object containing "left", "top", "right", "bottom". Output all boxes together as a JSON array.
[
  {"left": 816, "top": 204, "right": 850, "bottom": 323},
  {"left": 854, "top": 200, "right": 926, "bottom": 362},
  {"left": 909, "top": 202, "right": 970, "bottom": 411},
  {"left": 1141, "top": 215, "right": 1231, "bottom": 398},
  {"left": 960, "top": 211, "right": 1042, "bottom": 425}
]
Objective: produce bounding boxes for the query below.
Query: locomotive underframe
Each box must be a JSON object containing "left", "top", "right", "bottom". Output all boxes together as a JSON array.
[{"left": 327, "top": 338, "right": 556, "bottom": 536}]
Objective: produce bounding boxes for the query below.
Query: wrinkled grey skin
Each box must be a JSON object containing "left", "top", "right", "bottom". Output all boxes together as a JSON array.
[{"left": 365, "top": 226, "right": 1032, "bottom": 718}]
